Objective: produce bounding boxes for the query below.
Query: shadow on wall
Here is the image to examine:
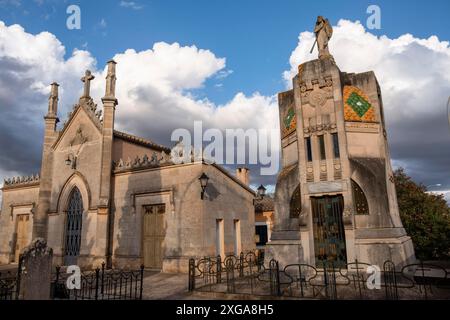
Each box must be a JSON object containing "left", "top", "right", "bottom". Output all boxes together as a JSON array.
[
  {"left": 204, "top": 182, "right": 221, "bottom": 201},
  {"left": 350, "top": 158, "right": 392, "bottom": 227},
  {"left": 112, "top": 166, "right": 164, "bottom": 271}
]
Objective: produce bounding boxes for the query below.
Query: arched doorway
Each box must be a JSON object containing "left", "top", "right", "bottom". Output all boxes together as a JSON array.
[{"left": 64, "top": 187, "right": 83, "bottom": 266}]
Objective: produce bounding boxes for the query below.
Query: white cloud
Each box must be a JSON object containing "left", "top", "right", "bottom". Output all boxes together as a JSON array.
[
  {"left": 0, "top": 21, "right": 96, "bottom": 178},
  {"left": 119, "top": 1, "right": 143, "bottom": 10},
  {"left": 284, "top": 19, "right": 450, "bottom": 187},
  {"left": 0, "top": 18, "right": 449, "bottom": 190},
  {"left": 216, "top": 69, "right": 234, "bottom": 79},
  {"left": 0, "top": 0, "right": 21, "bottom": 7},
  {"left": 428, "top": 190, "right": 450, "bottom": 205},
  {"left": 87, "top": 42, "right": 279, "bottom": 151},
  {"left": 0, "top": 21, "right": 279, "bottom": 188}
]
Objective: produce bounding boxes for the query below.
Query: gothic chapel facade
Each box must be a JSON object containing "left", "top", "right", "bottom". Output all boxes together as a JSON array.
[{"left": 0, "top": 61, "right": 256, "bottom": 272}]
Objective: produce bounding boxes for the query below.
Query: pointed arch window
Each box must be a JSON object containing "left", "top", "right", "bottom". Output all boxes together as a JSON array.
[
  {"left": 290, "top": 184, "right": 301, "bottom": 218},
  {"left": 64, "top": 187, "right": 83, "bottom": 265},
  {"left": 351, "top": 180, "right": 369, "bottom": 215}
]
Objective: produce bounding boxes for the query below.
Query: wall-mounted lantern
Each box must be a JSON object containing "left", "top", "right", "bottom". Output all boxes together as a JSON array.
[
  {"left": 257, "top": 185, "right": 266, "bottom": 198},
  {"left": 65, "top": 153, "right": 77, "bottom": 170},
  {"left": 199, "top": 173, "right": 209, "bottom": 200},
  {"left": 253, "top": 185, "right": 266, "bottom": 205}
]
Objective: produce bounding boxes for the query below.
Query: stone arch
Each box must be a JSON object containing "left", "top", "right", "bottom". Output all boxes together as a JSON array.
[
  {"left": 57, "top": 171, "right": 91, "bottom": 214},
  {"left": 274, "top": 163, "right": 300, "bottom": 230},
  {"left": 350, "top": 158, "right": 391, "bottom": 226},
  {"left": 56, "top": 172, "right": 92, "bottom": 265}
]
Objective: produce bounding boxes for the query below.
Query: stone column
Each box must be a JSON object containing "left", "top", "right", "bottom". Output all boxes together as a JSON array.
[
  {"left": 33, "top": 83, "right": 59, "bottom": 240},
  {"left": 99, "top": 60, "right": 118, "bottom": 265}
]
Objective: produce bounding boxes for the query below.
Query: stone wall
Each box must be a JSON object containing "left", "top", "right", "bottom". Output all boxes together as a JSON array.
[
  {"left": 0, "top": 184, "right": 39, "bottom": 264},
  {"left": 111, "top": 162, "right": 255, "bottom": 273}
]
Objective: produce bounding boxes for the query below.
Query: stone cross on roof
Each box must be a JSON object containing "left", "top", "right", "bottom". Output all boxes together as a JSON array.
[{"left": 81, "top": 70, "right": 95, "bottom": 98}]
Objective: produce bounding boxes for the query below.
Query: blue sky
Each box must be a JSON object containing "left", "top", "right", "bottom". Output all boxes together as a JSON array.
[
  {"left": 0, "top": 0, "right": 450, "bottom": 198},
  {"left": 1, "top": 0, "right": 450, "bottom": 104}
]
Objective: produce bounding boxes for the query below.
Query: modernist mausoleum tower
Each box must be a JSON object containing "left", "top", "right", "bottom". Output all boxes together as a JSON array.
[{"left": 266, "top": 17, "right": 415, "bottom": 268}]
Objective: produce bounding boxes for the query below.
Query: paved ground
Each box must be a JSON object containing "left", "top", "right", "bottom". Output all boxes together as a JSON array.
[
  {"left": 141, "top": 271, "right": 217, "bottom": 300},
  {"left": 140, "top": 272, "right": 284, "bottom": 300}
]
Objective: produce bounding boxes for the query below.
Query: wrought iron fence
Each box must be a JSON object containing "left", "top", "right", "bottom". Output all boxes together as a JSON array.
[
  {"left": 188, "top": 253, "right": 450, "bottom": 300},
  {"left": 0, "top": 270, "right": 20, "bottom": 300},
  {"left": 52, "top": 263, "right": 145, "bottom": 300}
]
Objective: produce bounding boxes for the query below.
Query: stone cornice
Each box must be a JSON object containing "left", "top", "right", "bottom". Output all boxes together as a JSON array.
[
  {"left": 2, "top": 174, "right": 40, "bottom": 190},
  {"left": 113, "top": 150, "right": 173, "bottom": 173}
]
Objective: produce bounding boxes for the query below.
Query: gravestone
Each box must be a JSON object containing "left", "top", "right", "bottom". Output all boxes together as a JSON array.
[{"left": 19, "top": 238, "right": 53, "bottom": 300}]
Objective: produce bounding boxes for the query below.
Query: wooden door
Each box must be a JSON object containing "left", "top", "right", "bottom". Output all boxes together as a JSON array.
[
  {"left": 312, "top": 195, "right": 347, "bottom": 268},
  {"left": 15, "top": 214, "right": 31, "bottom": 262},
  {"left": 143, "top": 204, "right": 166, "bottom": 269}
]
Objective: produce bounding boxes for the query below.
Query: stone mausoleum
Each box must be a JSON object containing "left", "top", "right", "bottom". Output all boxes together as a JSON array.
[
  {"left": 0, "top": 61, "right": 256, "bottom": 272},
  {"left": 266, "top": 17, "right": 415, "bottom": 268}
]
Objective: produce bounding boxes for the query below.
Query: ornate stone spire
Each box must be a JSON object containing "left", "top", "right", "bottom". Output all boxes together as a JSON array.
[
  {"left": 47, "top": 82, "right": 59, "bottom": 117},
  {"left": 104, "top": 60, "right": 117, "bottom": 100}
]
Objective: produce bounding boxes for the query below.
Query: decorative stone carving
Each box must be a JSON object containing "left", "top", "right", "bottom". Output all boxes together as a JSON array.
[
  {"left": 21, "top": 238, "right": 53, "bottom": 258},
  {"left": 299, "top": 211, "right": 308, "bottom": 227},
  {"left": 343, "top": 205, "right": 354, "bottom": 225},
  {"left": 3, "top": 174, "right": 40, "bottom": 187},
  {"left": 307, "top": 181, "right": 344, "bottom": 194},
  {"left": 309, "top": 89, "right": 328, "bottom": 108},
  {"left": 70, "top": 126, "right": 88, "bottom": 146},
  {"left": 304, "top": 122, "right": 336, "bottom": 134},
  {"left": 150, "top": 152, "right": 158, "bottom": 164},
  {"left": 299, "top": 77, "right": 333, "bottom": 104},
  {"left": 113, "top": 152, "right": 175, "bottom": 172}
]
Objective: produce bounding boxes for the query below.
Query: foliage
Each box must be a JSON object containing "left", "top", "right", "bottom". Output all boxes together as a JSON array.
[{"left": 394, "top": 168, "right": 450, "bottom": 260}]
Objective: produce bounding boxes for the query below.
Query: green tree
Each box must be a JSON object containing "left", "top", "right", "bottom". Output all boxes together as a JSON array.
[{"left": 394, "top": 168, "right": 450, "bottom": 260}]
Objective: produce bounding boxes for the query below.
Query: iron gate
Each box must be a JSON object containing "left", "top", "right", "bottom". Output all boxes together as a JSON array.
[{"left": 312, "top": 195, "right": 347, "bottom": 268}]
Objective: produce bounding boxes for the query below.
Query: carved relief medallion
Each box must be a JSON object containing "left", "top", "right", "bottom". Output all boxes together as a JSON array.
[{"left": 309, "top": 89, "right": 328, "bottom": 108}]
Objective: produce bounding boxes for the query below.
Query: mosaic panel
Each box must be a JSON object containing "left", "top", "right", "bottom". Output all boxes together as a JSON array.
[{"left": 343, "top": 86, "right": 377, "bottom": 122}]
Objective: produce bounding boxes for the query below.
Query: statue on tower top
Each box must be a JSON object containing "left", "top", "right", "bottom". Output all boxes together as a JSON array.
[{"left": 311, "top": 16, "right": 334, "bottom": 61}]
